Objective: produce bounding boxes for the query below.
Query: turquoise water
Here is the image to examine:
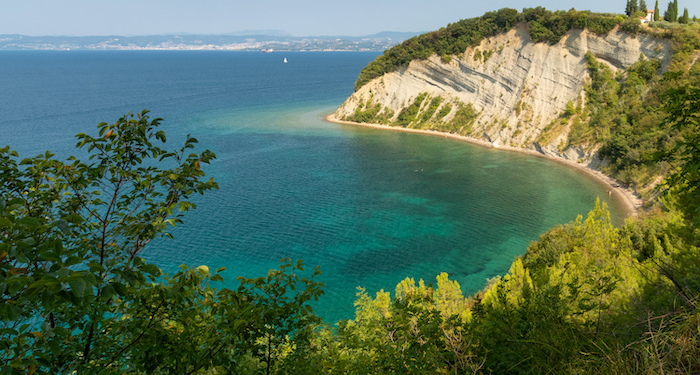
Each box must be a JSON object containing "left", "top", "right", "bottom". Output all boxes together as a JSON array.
[{"left": 0, "top": 51, "right": 626, "bottom": 322}]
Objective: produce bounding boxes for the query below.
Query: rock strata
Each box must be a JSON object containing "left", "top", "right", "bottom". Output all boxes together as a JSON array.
[{"left": 335, "top": 24, "right": 671, "bottom": 166}]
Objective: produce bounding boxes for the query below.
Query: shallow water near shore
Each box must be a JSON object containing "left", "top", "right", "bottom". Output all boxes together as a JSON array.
[{"left": 0, "top": 51, "right": 626, "bottom": 322}]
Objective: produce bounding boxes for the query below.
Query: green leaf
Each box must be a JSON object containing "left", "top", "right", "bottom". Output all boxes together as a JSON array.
[
  {"left": 101, "top": 284, "right": 115, "bottom": 300},
  {"left": 65, "top": 256, "right": 83, "bottom": 266},
  {"left": 54, "top": 219, "right": 69, "bottom": 234},
  {"left": 87, "top": 262, "right": 105, "bottom": 274},
  {"left": 15, "top": 252, "right": 29, "bottom": 264},
  {"left": 16, "top": 217, "right": 40, "bottom": 229},
  {"left": 57, "top": 267, "right": 69, "bottom": 278},
  {"left": 40, "top": 252, "right": 61, "bottom": 262},
  {"left": 0, "top": 328, "right": 18, "bottom": 336},
  {"left": 112, "top": 282, "right": 128, "bottom": 296},
  {"left": 141, "top": 264, "right": 162, "bottom": 277},
  {"left": 68, "top": 278, "right": 86, "bottom": 298},
  {"left": 155, "top": 130, "right": 166, "bottom": 142},
  {"left": 4, "top": 304, "right": 22, "bottom": 320},
  {"left": 53, "top": 239, "right": 63, "bottom": 253},
  {"left": 0, "top": 217, "right": 12, "bottom": 229},
  {"left": 42, "top": 290, "right": 55, "bottom": 308}
]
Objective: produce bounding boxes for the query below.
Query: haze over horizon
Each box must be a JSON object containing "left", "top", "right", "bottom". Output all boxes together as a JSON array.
[{"left": 2, "top": 0, "right": 698, "bottom": 38}]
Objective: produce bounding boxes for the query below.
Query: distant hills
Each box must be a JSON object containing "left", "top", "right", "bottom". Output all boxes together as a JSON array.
[{"left": 0, "top": 32, "right": 421, "bottom": 51}]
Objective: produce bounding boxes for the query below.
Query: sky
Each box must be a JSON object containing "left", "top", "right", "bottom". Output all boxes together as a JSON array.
[{"left": 1, "top": 0, "right": 698, "bottom": 37}]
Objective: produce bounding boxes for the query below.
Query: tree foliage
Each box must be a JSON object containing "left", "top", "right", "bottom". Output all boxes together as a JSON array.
[
  {"left": 679, "top": 7, "right": 690, "bottom": 24},
  {"left": 639, "top": 0, "right": 648, "bottom": 13},
  {"left": 300, "top": 201, "right": 700, "bottom": 374},
  {"left": 655, "top": 0, "right": 661, "bottom": 20},
  {"left": 0, "top": 111, "right": 324, "bottom": 374},
  {"left": 660, "top": 79, "right": 700, "bottom": 223},
  {"left": 664, "top": 0, "right": 678, "bottom": 22},
  {"left": 581, "top": 25, "right": 700, "bottom": 195}
]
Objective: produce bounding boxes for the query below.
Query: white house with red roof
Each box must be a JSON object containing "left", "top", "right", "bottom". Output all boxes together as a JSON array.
[{"left": 640, "top": 9, "right": 655, "bottom": 23}]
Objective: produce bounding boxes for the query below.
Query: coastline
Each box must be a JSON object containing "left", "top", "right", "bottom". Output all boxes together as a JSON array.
[{"left": 326, "top": 113, "right": 642, "bottom": 219}]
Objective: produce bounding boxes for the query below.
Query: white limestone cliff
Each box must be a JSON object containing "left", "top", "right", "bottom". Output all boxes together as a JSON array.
[{"left": 335, "top": 24, "right": 672, "bottom": 167}]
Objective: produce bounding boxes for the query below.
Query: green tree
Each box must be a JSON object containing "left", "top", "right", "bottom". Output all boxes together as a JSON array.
[
  {"left": 679, "top": 7, "right": 690, "bottom": 23},
  {"left": 674, "top": 0, "right": 679, "bottom": 19},
  {"left": 664, "top": 0, "right": 678, "bottom": 21},
  {"left": 639, "top": 0, "right": 648, "bottom": 12},
  {"left": 621, "top": 16, "right": 643, "bottom": 34},
  {"left": 661, "top": 82, "right": 700, "bottom": 223},
  {"left": 0, "top": 110, "right": 324, "bottom": 374},
  {"left": 564, "top": 99, "right": 576, "bottom": 117},
  {"left": 1, "top": 110, "right": 216, "bottom": 373},
  {"left": 654, "top": 0, "right": 661, "bottom": 20}
]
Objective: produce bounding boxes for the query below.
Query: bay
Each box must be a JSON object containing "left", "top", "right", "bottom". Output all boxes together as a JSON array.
[{"left": 0, "top": 51, "right": 626, "bottom": 322}]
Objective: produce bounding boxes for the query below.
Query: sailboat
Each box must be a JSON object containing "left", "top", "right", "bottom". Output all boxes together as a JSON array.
[{"left": 283, "top": 57, "right": 288, "bottom": 63}]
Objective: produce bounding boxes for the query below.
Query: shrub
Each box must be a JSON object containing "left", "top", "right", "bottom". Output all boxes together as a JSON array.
[{"left": 621, "top": 16, "right": 642, "bottom": 35}]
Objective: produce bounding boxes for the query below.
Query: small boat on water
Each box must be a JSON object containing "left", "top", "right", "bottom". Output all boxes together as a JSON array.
[
  {"left": 283, "top": 57, "right": 288, "bottom": 63},
  {"left": 261, "top": 49, "right": 273, "bottom": 53}
]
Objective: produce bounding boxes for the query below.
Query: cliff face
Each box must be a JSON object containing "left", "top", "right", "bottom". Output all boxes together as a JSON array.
[{"left": 335, "top": 24, "right": 672, "bottom": 166}]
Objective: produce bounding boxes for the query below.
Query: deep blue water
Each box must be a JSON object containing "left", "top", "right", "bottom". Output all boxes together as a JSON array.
[{"left": 0, "top": 51, "right": 626, "bottom": 322}]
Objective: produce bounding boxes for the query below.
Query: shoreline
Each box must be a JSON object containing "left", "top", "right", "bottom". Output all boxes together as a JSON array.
[{"left": 325, "top": 113, "right": 642, "bottom": 219}]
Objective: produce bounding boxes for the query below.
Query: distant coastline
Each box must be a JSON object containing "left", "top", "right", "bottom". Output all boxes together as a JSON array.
[
  {"left": 0, "top": 32, "right": 419, "bottom": 51},
  {"left": 326, "top": 113, "right": 641, "bottom": 218}
]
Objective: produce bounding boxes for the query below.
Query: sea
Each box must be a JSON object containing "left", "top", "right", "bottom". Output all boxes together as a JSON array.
[{"left": 0, "top": 51, "right": 626, "bottom": 322}]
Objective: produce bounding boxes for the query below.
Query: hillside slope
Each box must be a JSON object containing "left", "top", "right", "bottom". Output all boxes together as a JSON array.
[{"left": 335, "top": 24, "right": 671, "bottom": 166}]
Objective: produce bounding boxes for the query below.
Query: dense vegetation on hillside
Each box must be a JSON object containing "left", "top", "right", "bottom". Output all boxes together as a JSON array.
[
  {"left": 354, "top": 8, "right": 624, "bottom": 91},
  {"left": 583, "top": 25, "right": 700, "bottom": 198},
  {"left": 3, "top": 9, "right": 700, "bottom": 375}
]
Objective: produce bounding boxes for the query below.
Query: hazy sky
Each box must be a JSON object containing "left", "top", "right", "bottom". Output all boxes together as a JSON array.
[{"left": 2, "top": 0, "right": 698, "bottom": 37}]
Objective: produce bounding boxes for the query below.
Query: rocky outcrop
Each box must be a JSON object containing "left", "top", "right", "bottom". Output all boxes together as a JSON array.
[{"left": 335, "top": 24, "right": 672, "bottom": 166}]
